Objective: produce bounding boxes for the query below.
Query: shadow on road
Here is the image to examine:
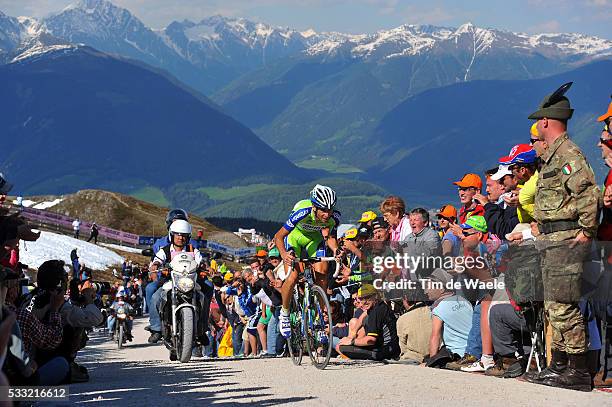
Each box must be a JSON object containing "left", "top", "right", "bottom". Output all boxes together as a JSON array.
[{"left": 66, "top": 359, "right": 316, "bottom": 405}]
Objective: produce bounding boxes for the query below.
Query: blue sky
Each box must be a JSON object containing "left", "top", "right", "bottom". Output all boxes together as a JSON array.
[{"left": 1, "top": 0, "right": 610, "bottom": 38}]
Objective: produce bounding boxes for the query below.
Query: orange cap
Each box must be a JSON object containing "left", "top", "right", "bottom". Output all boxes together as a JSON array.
[
  {"left": 453, "top": 173, "right": 482, "bottom": 190},
  {"left": 256, "top": 249, "right": 268, "bottom": 258},
  {"left": 598, "top": 102, "right": 612, "bottom": 122},
  {"left": 436, "top": 204, "right": 457, "bottom": 220}
]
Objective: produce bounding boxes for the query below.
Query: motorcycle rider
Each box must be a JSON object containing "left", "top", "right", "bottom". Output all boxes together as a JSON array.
[
  {"left": 145, "top": 209, "right": 193, "bottom": 319},
  {"left": 108, "top": 292, "right": 134, "bottom": 342},
  {"left": 147, "top": 219, "right": 206, "bottom": 345}
]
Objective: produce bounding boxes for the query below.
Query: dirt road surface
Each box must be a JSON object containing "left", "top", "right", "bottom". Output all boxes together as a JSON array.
[{"left": 61, "top": 318, "right": 611, "bottom": 406}]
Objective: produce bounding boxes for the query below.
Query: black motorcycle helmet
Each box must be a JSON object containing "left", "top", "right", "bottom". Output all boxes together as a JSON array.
[{"left": 165, "top": 209, "right": 188, "bottom": 230}]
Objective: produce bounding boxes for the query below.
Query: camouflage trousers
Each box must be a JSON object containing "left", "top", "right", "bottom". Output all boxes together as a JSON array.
[
  {"left": 539, "top": 234, "right": 588, "bottom": 354},
  {"left": 544, "top": 301, "right": 587, "bottom": 354}
]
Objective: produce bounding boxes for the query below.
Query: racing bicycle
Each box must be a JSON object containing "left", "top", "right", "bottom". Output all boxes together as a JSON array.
[{"left": 287, "top": 256, "right": 339, "bottom": 370}]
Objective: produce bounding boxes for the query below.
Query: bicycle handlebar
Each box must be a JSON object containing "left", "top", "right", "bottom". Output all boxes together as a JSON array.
[{"left": 294, "top": 257, "right": 341, "bottom": 279}]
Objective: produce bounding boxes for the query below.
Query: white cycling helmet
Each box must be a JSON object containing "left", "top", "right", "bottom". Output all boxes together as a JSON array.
[
  {"left": 169, "top": 219, "right": 192, "bottom": 240},
  {"left": 310, "top": 184, "right": 337, "bottom": 210}
]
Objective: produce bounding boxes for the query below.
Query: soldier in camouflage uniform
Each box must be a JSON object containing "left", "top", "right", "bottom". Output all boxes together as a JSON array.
[{"left": 525, "top": 83, "right": 601, "bottom": 392}]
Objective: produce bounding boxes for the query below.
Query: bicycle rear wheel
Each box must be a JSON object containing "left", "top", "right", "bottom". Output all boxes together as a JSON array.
[
  {"left": 304, "top": 285, "right": 333, "bottom": 370},
  {"left": 287, "top": 291, "right": 304, "bottom": 365}
]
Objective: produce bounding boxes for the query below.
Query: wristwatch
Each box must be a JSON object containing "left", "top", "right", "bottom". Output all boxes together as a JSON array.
[{"left": 582, "top": 229, "right": 594, "bottom": 238}]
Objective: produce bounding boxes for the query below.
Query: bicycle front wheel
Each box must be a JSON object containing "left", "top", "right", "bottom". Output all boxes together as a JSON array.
[
  {"left": 304, "top": 285, "right": 333, "bottom": 370},
  {"left": 287, "top": 291, "right": 304, "bottom": 365}
]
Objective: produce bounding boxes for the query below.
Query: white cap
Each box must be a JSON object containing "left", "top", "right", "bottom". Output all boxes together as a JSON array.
[{"left": 491, "top": 165, "right": 513, "bottom": 181}]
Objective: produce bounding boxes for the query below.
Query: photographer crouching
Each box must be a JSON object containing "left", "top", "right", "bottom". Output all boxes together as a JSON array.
[{"left": 17, "top": 260, "right": 103, "bottom": 383}]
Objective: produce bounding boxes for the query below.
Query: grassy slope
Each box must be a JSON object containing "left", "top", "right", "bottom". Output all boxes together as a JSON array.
[{"left": 130, "top": 187, "right": 170, "bottom": 207}]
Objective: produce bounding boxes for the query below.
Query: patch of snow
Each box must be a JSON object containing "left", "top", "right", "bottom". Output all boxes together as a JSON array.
[
  {"left": 255, "top": 23, "right": 273, "bottom": 38},
  {"left": 100, "top": 243, "right": 143, "bottom": 254},
  {"left": 300, "top": 29, "right": 317, "bottom": 39},
  {"left": 184, "top": 23, "right": 219, "bottom": 41},
  {"left": 14, "top": 199, "right": 35, "bottom": 207},
  {"left": 10, "top": 43, "right": 74, "bottom": 63},
  {"left": 306, "top": 38, "right": 344, "bottom": 56},
  {"left": 19, "top": 231, "right": 124, "bottom": 270},
  {"left": 33, "top": 198, "right": 63, "bottom": 210}
]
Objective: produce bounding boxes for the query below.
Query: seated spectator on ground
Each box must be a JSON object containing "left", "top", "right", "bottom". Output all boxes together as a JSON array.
[
  {"left": 396, "top": 287, "right": 432, "bottom": 363},
  {"left": 486, "top": 302, "right": 530, "bottom": 378},
  {"left": 457, "top": 216, "right": 501, "bottom": 374},
  {"left": 336, "top": 284, "right": 400, "bottom": 361},
  {"left": 423, "top": 269, "right": 473, "bottom": 368}
]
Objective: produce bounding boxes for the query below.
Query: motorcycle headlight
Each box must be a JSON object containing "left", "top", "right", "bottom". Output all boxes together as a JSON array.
[
  {"left": 177, "top": 276, "right": 195, "bottom": 292},
  {"left": 117, "top": 308, "right": 127, "bottom": 319}
]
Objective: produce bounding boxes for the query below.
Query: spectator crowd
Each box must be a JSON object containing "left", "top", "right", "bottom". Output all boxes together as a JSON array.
[{"left": 0, "top": 85, "right": 610, "bottom": 396}]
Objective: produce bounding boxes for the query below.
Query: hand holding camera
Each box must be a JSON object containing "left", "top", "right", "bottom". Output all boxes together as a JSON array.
[{"left": 50, "top": 289, "right": 66, "bottom": 312}]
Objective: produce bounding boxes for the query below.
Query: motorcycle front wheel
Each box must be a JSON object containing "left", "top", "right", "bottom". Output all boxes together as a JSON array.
[
  {"left": 117, "top": 323, "right": 124, "bottom": 350},
  {"left": 176, "top": 307, "right": 194, "bottom": 363}
]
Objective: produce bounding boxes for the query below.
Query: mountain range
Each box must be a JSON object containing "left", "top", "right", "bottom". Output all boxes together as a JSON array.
[
  {"left": 1, "top": 0, "right": 611, "bottom": 221},
  {"left": 0, "top": 45, "right": 306, "bottom": 195},
  {"left": 4, "top": 0, "right": 608, "bottom": 171}
]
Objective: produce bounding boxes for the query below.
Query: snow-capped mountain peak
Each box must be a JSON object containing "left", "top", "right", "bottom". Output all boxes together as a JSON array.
[
  {"left": 305, "top": 21, "right": 609, "bottom": 61},
  {"left": 0, "top": 1, "right": 610, "bottom": 91}
]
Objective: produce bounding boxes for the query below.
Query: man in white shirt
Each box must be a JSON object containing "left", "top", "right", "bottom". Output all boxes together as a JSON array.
[{"left": 72, "top": 219, "right": 81, "bottom": 239}]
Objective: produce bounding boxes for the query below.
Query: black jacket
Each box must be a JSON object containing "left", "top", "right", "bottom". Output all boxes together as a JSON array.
[{"left": 483, "top": 201, "right": 519, "bottom": 239}]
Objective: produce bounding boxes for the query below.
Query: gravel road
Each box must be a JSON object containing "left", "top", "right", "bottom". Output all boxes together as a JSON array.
[{"left": 62, "top": 318, "right": 611, "bottom": 406}]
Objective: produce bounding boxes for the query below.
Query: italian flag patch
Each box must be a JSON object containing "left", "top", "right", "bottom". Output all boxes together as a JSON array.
[{"left": 562, "top": 163, "right": 573, "bottom": 175}]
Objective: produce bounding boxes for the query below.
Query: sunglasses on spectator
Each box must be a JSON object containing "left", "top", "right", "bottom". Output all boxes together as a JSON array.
[
  {"left": 457, "top": 186, "right": 477, "bottom": 192},
  {"left": 600, "top": 136, "right": 612, "bottom": 149},
  {"left": 530, "top": 138, "right": 540, "bottom": 144},
  {"left": 462, "top": 230, "right": 478, "bottom": 237}
]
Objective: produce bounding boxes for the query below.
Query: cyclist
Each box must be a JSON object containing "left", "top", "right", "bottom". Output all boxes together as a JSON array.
[{"left": 273, "top": 184, "right": 341, "bottom": 338}]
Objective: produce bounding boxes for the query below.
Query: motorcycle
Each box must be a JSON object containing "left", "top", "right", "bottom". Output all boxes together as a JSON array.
[
  {"left": 159, "top": 253, "right": 201, "bottom": 363},
  {"left": 115, "top": 304, "right": 129, "bottom": 349}
]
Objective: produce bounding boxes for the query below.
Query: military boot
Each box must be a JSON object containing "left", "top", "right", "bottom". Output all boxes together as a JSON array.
[
  {"left": 544, "top": 353, "right": 592, "bottom": 392},
  {"left": 524, "top": 350, "right": 567, "bottom": 384}
]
